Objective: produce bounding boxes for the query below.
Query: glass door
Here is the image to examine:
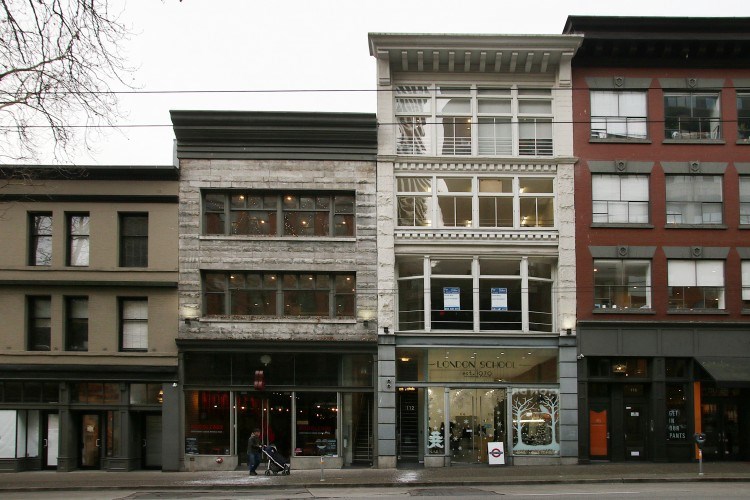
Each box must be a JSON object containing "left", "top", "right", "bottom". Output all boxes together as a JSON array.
[
  {"left": 44, "top": 413, "right": 59, "bottom": 469},
  {"left": 236, "top": 392, "right": 292, "bottom": 464},
  {"left": 623, "top": 402, "right": 647, "bottom": 460},
  {"left": 449, "top": 389, "right": 506, "bottom": 464},
  {"left": 702, "top": 398, "right": 740, "bottom": 460}
]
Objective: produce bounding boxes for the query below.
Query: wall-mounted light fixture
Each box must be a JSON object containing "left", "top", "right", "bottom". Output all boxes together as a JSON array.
[
  {"left": 183, "top": 318, "right": 192, "bottom": 325},
  {"left": 172, "top": 382, "right": 178, "bottom": 388},
  {"left": 566, "top": 328, "right": 572, "bottom": 335},
  {"left": 383, "top": 327, "right": 389, "bottom": 334}
]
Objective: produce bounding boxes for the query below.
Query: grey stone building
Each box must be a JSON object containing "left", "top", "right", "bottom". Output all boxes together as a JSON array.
[
  {"left": 369, "top": 33, "right": 582, "bottom": 467},
  {"left": 0, "top": 165, "right": 180, "bottom": 472},
  {"left": 170, "top": 111, "right": 379, "bottom": 470}
]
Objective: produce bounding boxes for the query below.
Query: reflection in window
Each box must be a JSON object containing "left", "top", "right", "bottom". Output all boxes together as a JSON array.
[
  {"left": 592, "top": 175, "right": 649, "bottom": 224},
  {"left": 519, "top": 178, "right": 554, "bottom": 227},
  {"left": 184, "top": 391, "right": 230, "bottom": 455},
  {"left": 665, "top": 176, "right": 723, "bottom": 225},
  {"left": 29, "top": 213, "right": 52, "bottom": 266},
  {"left": 67, "top": 214, "right": 89, "bottom": 266},
  {"left": 738, "top": 93, "right": 750, "bottom": 141},
  {"left": 28, "top": 296, "right": 51, "bottom": 351},
  {"left": 65, "top": 297, "right": 88, "bottom": 351},
  {"left": 742, "top": 261, "right": 750, "bottom": 309},
  {"left": 740, "top": 177, "right": 750, "bottom": 225}
]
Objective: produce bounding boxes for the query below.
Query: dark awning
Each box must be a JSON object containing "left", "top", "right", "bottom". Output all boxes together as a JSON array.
[{"left": 696, "top": 357, "right": 750, "bottom": 385}]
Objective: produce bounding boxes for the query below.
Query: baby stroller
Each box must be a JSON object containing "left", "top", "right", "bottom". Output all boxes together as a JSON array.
[{"left": 262, "top": 444, "right": 291, "bottom": 476}]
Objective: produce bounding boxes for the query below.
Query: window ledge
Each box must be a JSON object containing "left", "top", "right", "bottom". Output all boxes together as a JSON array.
[
  {"left": 736, "top": 140, "right": 750, "bottom": 145},
  {"left": 662, "top": 139, "right": 725, "bottom": 145},
  {"left": 199, "top": 235, "right": 356, "bottom": 242},
  {"left": 593, "top": 308, "right": 655, "bottom": 314},
  {"left": 664, "top": 224, "right": 727, "bottom": 229},
  {"left": 667, "top": 309, "right": 729, "bottom": 315},
  {"left": 589, "top": 138, "right": 651, "bottom": 144},
  {"left": 197, "top": 317, "right": 357, "bottom": 324},
  {"left": 591, "top": 223, "right": 654, "bottom": 229},
  {"left": 739, "top": 225, "right": 750, "bottom": 229}
]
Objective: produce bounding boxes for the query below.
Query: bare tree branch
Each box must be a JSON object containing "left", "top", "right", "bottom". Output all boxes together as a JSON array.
[{"left": 0, "top": 0, "right": 135, "bottom": 162}]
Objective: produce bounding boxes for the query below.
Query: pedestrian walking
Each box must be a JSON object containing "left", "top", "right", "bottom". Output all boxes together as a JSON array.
[{"left": 247, "top": 428, "right": 262, "bottom": 475}]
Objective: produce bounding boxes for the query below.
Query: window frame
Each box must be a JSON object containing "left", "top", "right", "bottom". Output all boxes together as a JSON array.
[
  {"left": 27, "top": 296, "right": 51, "bottom": 351},
  {"left": 202, "top": 191, "right": 355, "bottom": 238},
  {"left": 591, "top": 174, "right": 650, "bottom": 225},
  {"left": 66, "top": 213, "right": 90, "bottom": 267},
  {"left": 202, "top": 271, "right": 356, "bottom": 319},
  {"left": 120, "top": 298, "right": 148, "bottom": 352},
  {"left": 667, "top": 260, "right": 725, "bottom": 311},
  {"left": 589, "top": 90, "right": 648, "bottom": 140},
  {"left": 396, "top": 256, "right": 554, "bottom": 333},
  {"left": 396, "top": 174, "right": 555, "bottom": 229},
  {"left": 29, "top": 212, "right": 53, "bottom": 266},
  {"left": 742, "top": 261, "right": 750, "bottom": 310},
  {"left": 738, "top": 92, "right": 750, "bottom": 142},
  {"left": 394, "top": 84, "right": 554, "bottom": 157},
  {"left": 119, "top": 213, "right": 149, "bottom": 268},
  {"left": 665, "top": 175, "right": 723, "bottom": 226},
  {"left": 65, "top": 296, "right": 89, "bottom": 352},
  {"left": 593, "top": 259, "right": 652, "bottom": 311},
  {"left": 664, "top": 91, "right": 722, "bottom": 140}
]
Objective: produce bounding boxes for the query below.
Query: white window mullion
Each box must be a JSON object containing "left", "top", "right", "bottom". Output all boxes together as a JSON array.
[
  {"left": 424, "top": 256, "right": 431, "bottom": 332},
  {"left": 521, "top": 257, "right": 529, "bottom": 332},
  {"left": 472, "top": 257, "right": 480, "bottom": 332},
  {"left": 511, "top": 87, "right": 519, "bottom": 156}
]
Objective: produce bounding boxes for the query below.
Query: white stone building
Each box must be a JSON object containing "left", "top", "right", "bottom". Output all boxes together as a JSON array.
[{"left": 368, "top": 34, "right": 582, "bottom": 467}]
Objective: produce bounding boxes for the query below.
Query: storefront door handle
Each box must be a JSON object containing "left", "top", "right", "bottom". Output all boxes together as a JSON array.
[
  {"left": 143, "top": 439, "right": 147, "bottom": 448},
  {"left": 43, "top": 439, "right": 48, "bottom": 448},
  {"left": 606, "top": 432, "right": 610, "bottom": 439},
  {"left": 95, "top": 439, "right": 101, "bottom": 448}
]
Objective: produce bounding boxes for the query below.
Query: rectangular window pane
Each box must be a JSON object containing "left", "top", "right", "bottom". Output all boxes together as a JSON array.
[
  {"left": 120, "top": 214, "right": 148, "bottom": 267},
  {"left": 665, "top": 92, "right": 721, "bottom": 139},
  {"left": 121, "top": 299, "right": 148, "bottom": 350},
  {"left": 399, "top": 278, "right": 424, "bottom": 331},
  {"left": 738, "top": 93, "right": 750, "bottom": 140},
  {"left": 668, "top": 261, "right": 696, "bottom": 287},
  {"left": 68, "top": 214, "right": 90, "bottom": 267},
  {"left": 295, "top": 392, "right": 337, "bottom": 456},
  {"left": 28, "top": 297, "right": 51, "bottom": 351},
  {"left": 742, "top": 262, "right": 750, "bottom": 304},
  {"left": 30, "top": 214, "right": 53, "bottom": 266},
  {"left": 66, "top": 298, "right": 88, "bottom": 351}
]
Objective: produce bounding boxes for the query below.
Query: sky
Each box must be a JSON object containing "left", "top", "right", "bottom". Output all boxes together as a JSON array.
[{"left": 39, "top": 0, "right": 750, "bottom": 165}]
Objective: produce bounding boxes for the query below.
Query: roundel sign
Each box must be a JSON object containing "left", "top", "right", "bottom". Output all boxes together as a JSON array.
[{"left": 487, "top": 442, "right": 506, "bottom": 465}]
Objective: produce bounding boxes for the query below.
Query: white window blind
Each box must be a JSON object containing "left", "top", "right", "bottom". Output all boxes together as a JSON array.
[
  {"left": 668, "top": 260, "right": 724, "bottom": 287},
  {"left": 743, "top": 261, "right": 750, "bottom": 300},
  {"left": 122, "top": 300, "right": 148, "bottom": 350}
]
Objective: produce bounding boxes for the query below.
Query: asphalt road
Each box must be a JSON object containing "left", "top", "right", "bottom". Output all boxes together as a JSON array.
[{"left": 2, "top": 482, "right": 750, "bottom": 500}]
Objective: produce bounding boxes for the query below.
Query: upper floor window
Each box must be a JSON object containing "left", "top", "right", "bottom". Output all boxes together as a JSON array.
[
  {"left": 664, "top": 92, "right": 721, "bottom": 140},
  {"left": 120, "top": 214, "right": 148, "bottom": 267},
  {"left": 741, "top": 177, "right": 750, "bottom": 225},
  {"left": 667, "top": 260, "right": 724, "bottom": 310},
  {"left": 665, "top": 175, "right": 722, "bottom": 225},
  {"left": 121, "top": 299, "right": 148, "bottom": 351},
  {"left": 203, "top": 271, "right": 355, "bottom": 319},
  {"left": 737, "top": 93, "right": 750, "bottom": 141},
  {"left": 29, "top": 213, "right": 52, "bottom": 266},
  {"left": 592, "top": 174, "right": 649, "bottom": 224},
  {"left": 28, "top": 296, "right": 51, "bottom": 351},
  {"left": 590, "top": 91, "right": 647, "bottom": 140},
  {"left": 742, "top": 261, "right": 750, "bottom": 309},
  {"left": 395, "top": 85, "right": 553, "bottom": 157},
  {"left": 203, "top": 191, "right": 355, "bottom": 237},
  {"left": 397, "top": 256, "right": 553, "bottom": 333},
  {"left": 67, "top": 213, "right": 89, "bottom": 267},
  {"left": 593, "top": 260, "right": 651, "bottom": 310},
  {"left": 396, "top": 175, "right": 554, "bottom": 229},
  {"left": 65, "top": 297, "right": 89, "bottom": 351}
]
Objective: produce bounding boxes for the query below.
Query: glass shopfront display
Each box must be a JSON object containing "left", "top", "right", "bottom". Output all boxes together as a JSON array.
[{"left": 397, "top": 347, "right": 560, "bottom": 463}]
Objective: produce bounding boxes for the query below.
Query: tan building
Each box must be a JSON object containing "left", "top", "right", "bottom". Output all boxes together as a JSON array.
[{"left": 0, "top": 165, "right": 180, "bottom": 471}]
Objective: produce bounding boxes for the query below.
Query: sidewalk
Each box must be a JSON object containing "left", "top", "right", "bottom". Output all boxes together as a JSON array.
[{"left": 0, "top": 462, "right": 749, "bottom": 492}]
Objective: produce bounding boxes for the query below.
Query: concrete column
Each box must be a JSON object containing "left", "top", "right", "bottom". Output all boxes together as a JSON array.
[
  {"left": 558, "top": 340, "right": 579, "bottom": 463},
  {"left": 376, "top": 336, "right": 396, "bottom": 468},
  {"left": 161, "top": 381, "right": 182, "bottom": 471}
]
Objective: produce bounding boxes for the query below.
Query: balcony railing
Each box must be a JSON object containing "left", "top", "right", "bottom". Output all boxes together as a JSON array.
[{"left": 590, "top": 116, "right": 648, "bottom": 140}]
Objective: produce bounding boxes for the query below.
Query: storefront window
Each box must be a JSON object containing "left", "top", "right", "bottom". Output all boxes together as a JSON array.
[
  {"left": 427, "top": 387, "right": 446, "bottom": 455},
  {"left": 511, "top": 388, "right": 560, "bottom": 456},
  {"left": 666, "top": 384, "right": 689, "bottom": 441},
  {"left": 341, "top": 354, "right": 374, "bottom": 387},
  {"left": 130, "top": 383, "right": 164, "bottom": 405},
  {"left": 295, "top": 392, "right": 337, "bottom": 456},
  {"left": 184, "top": 391, "right": 230, "bottom": 455},
  {"left": 430, "top": 259, "right": 473, "bottom": 330},
  {"left": 71, "top": 383, "right": 120, "bottom": 403}
]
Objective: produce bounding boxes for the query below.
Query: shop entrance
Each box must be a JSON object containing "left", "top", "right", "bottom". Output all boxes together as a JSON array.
[
  {"left": 236, "top": 392, "right": 292, "bottom": 465},
  {"left": 701, "top": 395, "right": 740, "bottom": 460},
  {"left": 141, "top": 414, "right": 162, "bottom": 469},
  {"left": 79, "top": 413, "right": 102, "bottom": 469},
  {"left": 449, "top": 389, "right": 506, "bottom": 464},
  {"left": 43, "top": 412, "right": 59, "bottom": 469},
  {"left": 397, "top": 390, "right": 420, "bottom": 462},
  {"left": 623, "top": 401, "right": 648, "bottom": 460}
]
